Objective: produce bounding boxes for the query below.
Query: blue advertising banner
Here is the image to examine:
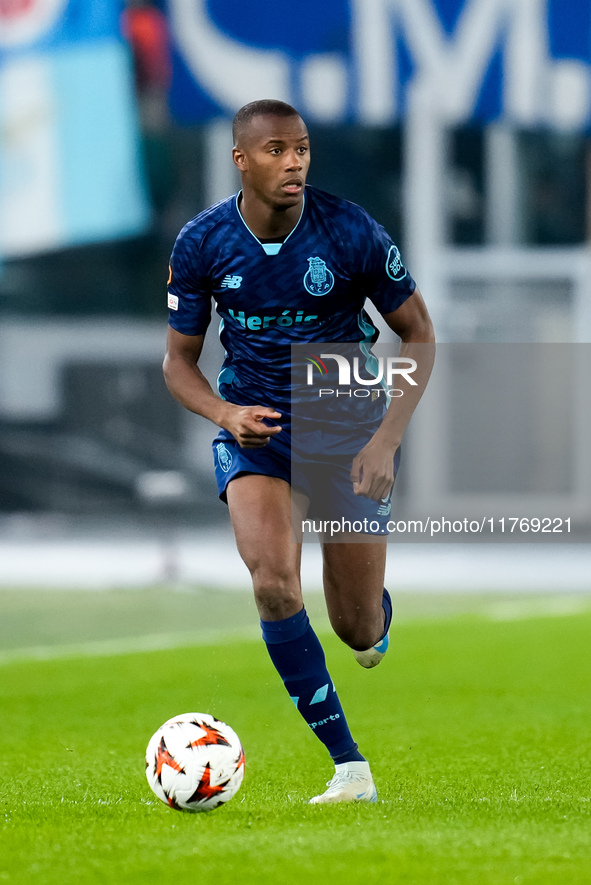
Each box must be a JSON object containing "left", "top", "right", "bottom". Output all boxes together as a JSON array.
[
  {"left": 165, "top": 0, "right": 591, "bottom": 129},
  {"left": 0, "top": 0, "right": 149, "bottom": 257}
]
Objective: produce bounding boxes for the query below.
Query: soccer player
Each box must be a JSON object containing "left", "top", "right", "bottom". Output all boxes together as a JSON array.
[{"left": 163, "top": 100, "right": 435, "bottom": 804}]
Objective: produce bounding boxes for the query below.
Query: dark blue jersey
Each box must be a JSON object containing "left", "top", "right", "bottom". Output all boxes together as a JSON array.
[{"left": 167, "top": 185, "right": 416, "bottom": 427}]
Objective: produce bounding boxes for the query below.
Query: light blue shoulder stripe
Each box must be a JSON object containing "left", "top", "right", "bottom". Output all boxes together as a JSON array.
[
  {"left": 357, "top": 312, "right": 389, "bottom": 401},
  {"left": 216, "top": 366, "right": 235, "bottom": 399}
]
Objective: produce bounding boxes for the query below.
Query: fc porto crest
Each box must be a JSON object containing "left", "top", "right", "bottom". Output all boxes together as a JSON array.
[
  {"left": 386, "top": 244, "right": 406, "bottom": 281},
  {"left": 216, "top": 442, "right": 233, "bottom": 473},
  {"left": 304, "top": 257, "right": 335, "bottom": 296}
]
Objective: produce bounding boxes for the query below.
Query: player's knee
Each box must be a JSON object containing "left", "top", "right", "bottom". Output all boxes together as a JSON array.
[
  {"left": 249, "top": 562, "right": 294, "bottom": 593},
  {"left": 254, "top": 586, "right": 302, "bottom": 620},
  {"left": 250, "top": 563, "right": 301, "bottom": 618}
]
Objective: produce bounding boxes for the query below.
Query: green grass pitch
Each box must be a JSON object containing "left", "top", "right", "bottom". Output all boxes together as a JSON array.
[{"left": 0, "top": 589, "right": 590, "bottom": 884}]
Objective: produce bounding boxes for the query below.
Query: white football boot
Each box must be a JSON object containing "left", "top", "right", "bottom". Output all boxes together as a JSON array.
[
  {"left": 309, "top": 761, "right": 377, "bottom": 805},
  {"left": 353, "top": 632, "right": 389, "bottom": 669}
]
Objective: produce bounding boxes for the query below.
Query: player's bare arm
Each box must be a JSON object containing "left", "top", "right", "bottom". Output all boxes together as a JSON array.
[
  {"left": 350, "top": 287, "right": 435, "bottom": 500},
  {"left": 163, "top": 326, "right": 282, "bottom": 448}
]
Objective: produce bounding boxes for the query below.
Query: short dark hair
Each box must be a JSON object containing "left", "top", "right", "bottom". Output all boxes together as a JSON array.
[{"left": 232, "top": 99, "right": 301, "bottom": 146}]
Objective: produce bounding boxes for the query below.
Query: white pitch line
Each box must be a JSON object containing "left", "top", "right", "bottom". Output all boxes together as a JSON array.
[
  {"left": 1, "top": 596, "right": 590, "bottom": 667},
  {"left": 0, "top": 626, "right": 259, "bottom": 667},
  {"left": 483, "top": 595, "right": 591, "bottom": 622}
]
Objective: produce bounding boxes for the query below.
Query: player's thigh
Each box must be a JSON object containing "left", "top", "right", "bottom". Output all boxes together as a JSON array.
[
  {"left": 321, "top": 538, "right": 387, "bottom": 633},
  {"left": 226, "top": 474, "right": 307, "bottom": 602}
]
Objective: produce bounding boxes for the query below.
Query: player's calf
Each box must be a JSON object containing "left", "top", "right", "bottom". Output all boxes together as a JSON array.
[
  {"left": 260, "top": 607, "right": 367, "bottom": 768},
  {"left": 333, "top": 622, "right": 383, "bottom": 652},
  {"left": 352, "top": 588, "right": 392, "bottom": 669}
]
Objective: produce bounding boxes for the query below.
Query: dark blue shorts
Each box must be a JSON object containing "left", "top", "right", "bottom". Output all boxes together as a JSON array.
[{"left": 212, "top": 430, "right": 400, "bottom": 535}]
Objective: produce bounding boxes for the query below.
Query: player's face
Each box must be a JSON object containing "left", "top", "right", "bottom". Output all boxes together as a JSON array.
[{"left": 234, "top": 114, "right": 310, "bottom": 208}]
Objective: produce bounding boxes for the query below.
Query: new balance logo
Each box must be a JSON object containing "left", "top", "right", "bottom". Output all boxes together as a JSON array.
[
  {"left": 377, "top": 496, "right": 391, "bottom": 517},
  {"left": 221, "top": 275, "right": 243, "bottom": 289}
]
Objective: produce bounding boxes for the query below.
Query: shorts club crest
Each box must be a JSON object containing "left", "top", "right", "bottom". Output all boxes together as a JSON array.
[{"left": 216, "top": 442, "right": 233, "bottom": 473}]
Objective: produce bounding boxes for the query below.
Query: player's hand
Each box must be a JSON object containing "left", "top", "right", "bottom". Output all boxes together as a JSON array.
[
  {"left": 350, "top": 438, "right": 398, "bottom": 502},
  {"left": 224, "top": 405, "right": 282, "bottom": 449}
]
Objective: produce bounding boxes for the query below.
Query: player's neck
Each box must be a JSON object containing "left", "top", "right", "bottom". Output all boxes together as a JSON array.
[{"left": 238, "top": 191, "right": 304, "bottom": 240}]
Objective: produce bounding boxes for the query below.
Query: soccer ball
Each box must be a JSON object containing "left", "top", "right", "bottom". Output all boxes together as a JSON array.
[{"left": 145, "top": 712, "right": 245, "bottom": 812}]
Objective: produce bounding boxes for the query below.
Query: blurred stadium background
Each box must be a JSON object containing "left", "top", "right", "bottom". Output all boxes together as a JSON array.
[{"left": 0, "top": 0, "right": 590, "bottom": 593}]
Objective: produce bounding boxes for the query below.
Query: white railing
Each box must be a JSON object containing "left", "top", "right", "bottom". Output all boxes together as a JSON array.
[{"left": 404, "top": 247, "right": 591, "bottom": 526}]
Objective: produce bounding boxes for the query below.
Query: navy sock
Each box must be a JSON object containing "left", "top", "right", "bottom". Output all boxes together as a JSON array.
[
  {"left": 381, "top": 587, "right": 392, "bottom": 639},
  {"left": 261, "top": 608, "right": 364, "bottom": 763}
]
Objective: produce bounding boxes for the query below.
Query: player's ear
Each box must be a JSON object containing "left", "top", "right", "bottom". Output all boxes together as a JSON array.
[{"left": 233, "top": 147, "right": 248, "bottom": 172}]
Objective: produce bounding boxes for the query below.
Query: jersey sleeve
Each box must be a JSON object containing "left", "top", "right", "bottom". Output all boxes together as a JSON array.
[
  {"left": 166, "top": 225, "right": 212, "bottom": 336},
  {"left": 361, "top": 214, "right": 416, "bottom": 315}
]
